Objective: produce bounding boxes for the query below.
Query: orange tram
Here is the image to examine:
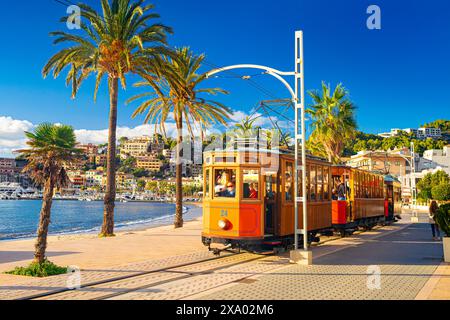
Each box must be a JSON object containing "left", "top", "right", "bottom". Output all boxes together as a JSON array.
[{"left": 201, "top": 149, "right": 402, "bottom": 252}]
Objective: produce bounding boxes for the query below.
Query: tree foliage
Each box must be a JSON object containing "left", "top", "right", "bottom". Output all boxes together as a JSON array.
[
  {"left": 306, "top": 82, "right": 357, "bottom": 163},
  {"left": 417, "top": 170, "right": 450, "bottom": 201}
]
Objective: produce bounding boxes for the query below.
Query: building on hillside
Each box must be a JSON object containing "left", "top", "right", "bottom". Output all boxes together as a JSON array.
[
  {"left": 0, "top": 158, "right": 31, "bottom": 186},
  {"left": 377, "top": 127, "right": 441, "bottom": 139},
  {"left": 421, "top": 145, "right": 450, "bottom": 175},
  {"left": 67, "top": 170, "right": 86, "bottom": 189},
  {"left": 346, "top": 150, "right": 410, "bottom": 177},
  {"left": 0, "top": 158, "right": 17, "bottom": 180},
  {"left": 77, "top": 143, "right": 99, "bottom": 155},
  {"left": 417, "top": 127, "right": 442, "bottom": 139},
  {"left": 119, "top": 136, "right": 153, "bottom": 159},
  {"left": 136, "top": 156, "right": 162, "bottom": 172},
  {"left": 95, "top": 154, "right": 107, "bottom": 167},
  {"left": 113, "top": 172, "right": 136, "bottom": 190}
]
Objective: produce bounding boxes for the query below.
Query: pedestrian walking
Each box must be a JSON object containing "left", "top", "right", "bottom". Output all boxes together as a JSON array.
[{"left": 429, "top": 200, "right": 441, "bottom": 240}]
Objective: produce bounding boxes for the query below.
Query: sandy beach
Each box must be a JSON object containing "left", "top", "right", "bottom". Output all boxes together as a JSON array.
[{"left": 0, "top": 203, "right": 206, "bottom": 286}]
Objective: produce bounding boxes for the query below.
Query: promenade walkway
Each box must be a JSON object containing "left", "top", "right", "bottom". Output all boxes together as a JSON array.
[
  {"left": 0, "top": 211, "right": 448, "bottom": 300},
  {"left": 194, "top": 216, "right": 446, "bottom": 300}
]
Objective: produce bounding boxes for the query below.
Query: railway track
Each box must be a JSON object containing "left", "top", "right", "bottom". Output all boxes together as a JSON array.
[{"left": 28, "top": 252, "right": 276, "bottom": 300}]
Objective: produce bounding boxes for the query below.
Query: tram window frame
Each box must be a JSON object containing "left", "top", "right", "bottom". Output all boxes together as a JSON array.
[
  {"left": 323, "top": 166, "right": 330, "bottom": 200},
  {"left": 214, "top": 156, "right": 236, "bottom": 164},
  {"left": 284, "top": 162, "right": 294, "bottom": 202},
  {"left": 205, "top": 169, "right": 211, "bottom": 198},
  {"left": 306, "top": 165, "right": 310, "bottom": 200},
  {"left": 242, "top": 168, "right": 260, "bottom": 200},
  {"left": 354, "top": 172, "right": 359, "bottom": 198},
  {"left": 213, "top": 168, "right": 237, "bottom": 199},
  {"left": 310, "top": 165, "right": 317, "bottom": 201},
  {"left": 316, "top": 165, "right": 323, "bottom": 201}
]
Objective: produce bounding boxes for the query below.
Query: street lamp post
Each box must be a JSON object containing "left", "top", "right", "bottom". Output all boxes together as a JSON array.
[{"left": 206, "top": 31, "right": 311, "bottom": 264}]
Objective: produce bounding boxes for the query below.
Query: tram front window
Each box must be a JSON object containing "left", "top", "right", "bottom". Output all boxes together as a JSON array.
[
  {"left": 243, "top": 169, "right": 259, "bottom": 199},
  {"left": 214, "top": 169, "right": 236, "bottom": 198}
]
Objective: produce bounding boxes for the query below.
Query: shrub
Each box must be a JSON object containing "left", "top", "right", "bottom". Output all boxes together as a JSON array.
[
  {"left": 5, "top": 260, "right": 67, "bottom": 277},
  {"left": 431, "top": 183, "right": 450, "bottom": 201},
  {"left": 435, "top": 203, "right": 450, "bottom": 237}
]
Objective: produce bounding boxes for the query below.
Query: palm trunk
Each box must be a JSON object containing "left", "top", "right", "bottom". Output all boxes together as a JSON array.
[
  {"left": 34, "top": 178, "right": 55, "bottom": 264},
  {"left": 174, "top": 115, "right": 183, "bottom": 228},
  {"left": 101, "top": 77, "right": 118, "bottom": 237}
]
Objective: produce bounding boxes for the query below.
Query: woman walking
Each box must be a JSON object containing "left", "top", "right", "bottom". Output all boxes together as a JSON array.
[{"left": 429, "top": 200, "right": 441, "bottom": 240}]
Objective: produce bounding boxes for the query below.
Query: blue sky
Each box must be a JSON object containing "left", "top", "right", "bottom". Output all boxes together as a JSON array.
[{"left": 0, "top": 0, "right": 449, "bottom": 156}]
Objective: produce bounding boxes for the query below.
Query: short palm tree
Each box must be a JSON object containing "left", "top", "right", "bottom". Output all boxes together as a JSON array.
[
  {"left": 307, "top": 82, "right": 357, "bottom": 163},
  {"left": 129, "top": 47, "right": 231, "bottom": 228},
  {"left": 234, "top": 116, "right": 260, "bottom": 138},
  {"left": 43, "top": 0, "right": 172, "bottom": 236},
  {"left": 18, "top": 124, "right": 81, "bottom": 264}
]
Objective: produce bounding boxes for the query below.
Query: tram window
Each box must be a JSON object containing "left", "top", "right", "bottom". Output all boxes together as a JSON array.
[
  {"left": 317, "top": 166, "right": 323, "bottom": 201},
  {"left": 297, "top": 170, "right": 303, "bottom": 198},
  {"left": 214, "top": 156, "right": 236, "bottom": 164},
  {"left": 214, "top": 169, "right": 236, "bottom": 198},
  {"left": 310, "top": 165, "right": 316, "bottom": 201},
  {"left": 285, "top": 162, "right": 294, "bottom": 201},
  {"left": 323, "top": 167, "right": 329, "bottom": 200},
  {"left": 306, "top": 165, "right": 310, "bottom": 200},
  {"left": 205, "top": 169, "right": 210, "bottom": 198},
  {"left": 265, "top": 174, "right": 276, "bottom": 200},
  {"left": 243, "top": 169, "right": 259, "bottom": 199}
]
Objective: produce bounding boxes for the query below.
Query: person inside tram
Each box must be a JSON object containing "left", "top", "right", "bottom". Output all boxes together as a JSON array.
[
  {"left": 331, "top": 186, "right": 338, "bottom": 200},
  {"left": 336, "top": 177, "right": 346, "bottom": 200},
  {"left": 214, "top": 173, "right": 225, "bottom": 196},
  {"left": 249, "top": 183, "right": 258, "bottom": 199},
  {"left": 224, "top": 182, "right": 236, "bottom": 197}
]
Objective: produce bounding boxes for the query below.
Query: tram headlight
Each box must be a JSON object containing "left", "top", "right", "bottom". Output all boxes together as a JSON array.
[{"left": 218, "top": 218, "right": 231, "bottom": 230}]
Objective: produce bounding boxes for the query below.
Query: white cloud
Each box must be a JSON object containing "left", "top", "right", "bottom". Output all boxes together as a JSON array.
[
  {"left": 0, "top": 116, "right": 34, "bottom": 157},
  {"left": 0, "top": 108, "right": 294, "bottom": 157}
]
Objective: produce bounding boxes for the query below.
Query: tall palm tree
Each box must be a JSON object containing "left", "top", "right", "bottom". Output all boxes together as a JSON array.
[
  {"left": 129, "top": 47, "right": 231, "bottom": 228},
  {"left": 18, "top": 124, "right": 80, "bottom": 264},
  {"left": 307, "top": 82, "right": 357, "bottom": 163},
  {"left": 43, "top": 0, "right": 172, "bottom": 236}
]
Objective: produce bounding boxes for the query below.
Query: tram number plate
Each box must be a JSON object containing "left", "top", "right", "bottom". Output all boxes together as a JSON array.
[{"left": 220, "top": 209, "right": 228, "bottom": 217}]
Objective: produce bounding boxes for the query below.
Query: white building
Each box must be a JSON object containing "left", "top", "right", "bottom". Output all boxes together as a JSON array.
[
  {"left": 378, "top": 127, "right": 441, "bottom": 139},
  {"left": 417, "top": 127, "right": 442, "bottom": 139},
  {"left": 422, "top": 146, "right": 450, "bottom": 175}
]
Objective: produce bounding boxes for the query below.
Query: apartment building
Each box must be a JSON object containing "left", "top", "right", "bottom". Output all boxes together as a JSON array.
[
  {"left": 119, "top": 136, "right": 152, "bottom": 158},
  {"left": 136, "top": 156, "right": 162, "bottom": 172},
  {"left": 346, "top": 150, "right": 410, "bottom": 177}
]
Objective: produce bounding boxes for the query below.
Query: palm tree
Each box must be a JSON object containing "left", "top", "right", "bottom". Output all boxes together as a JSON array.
[
  {"left": 129, "top": 47, "right": 231, "bottom": 228},
  {"left": 307, "top": 82, "right": 357, "bottom": 163},
  {"left": 18, "top": 124, "right": 80, "bottom": 264},
  {"left": 233, "top": 116, "right": 260, "bottom": 138},
  {"left": 43, "top": 0, "right": 172, "bottom": 236}
]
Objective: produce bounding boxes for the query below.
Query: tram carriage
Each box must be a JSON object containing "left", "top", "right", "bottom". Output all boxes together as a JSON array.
[
  {"left": 202, "top": 149, "right": 402, "bottom": 252},
  {"left": 201, "top": 149, "right": 333, "bottom": 252},
  {"left": 331, "top": 166, "right": 386, "bottom": 235},
  {"left": 384, "top": 175, "right": 402, "bottom": 221}
]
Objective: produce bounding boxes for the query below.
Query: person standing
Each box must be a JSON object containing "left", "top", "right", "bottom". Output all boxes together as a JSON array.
[{"left": 429, "top": 200, "right": 441, "bottom": 240}]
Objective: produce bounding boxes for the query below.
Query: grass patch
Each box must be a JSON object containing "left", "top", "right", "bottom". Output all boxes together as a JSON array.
[{"left": 5, "top": 260, "right": 67, "bottom": 277}]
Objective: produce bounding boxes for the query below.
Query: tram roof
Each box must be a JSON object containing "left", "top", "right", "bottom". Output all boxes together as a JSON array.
[{"left": 203, "top": 148, "right": 329, "bottom": 162}]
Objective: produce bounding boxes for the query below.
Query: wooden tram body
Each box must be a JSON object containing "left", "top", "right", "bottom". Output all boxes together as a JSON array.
[
  {"left": 202, "top": 150, "right": 401, "bottom": 251},
  {"left": 384, "top": 175, "right": 402, "bottom": 221},
  {"left": 331, "top": 166, "right": 386, "bottom": 234},
  {"left": 202, "top": 149, "right": 332, "bottom": 250}
]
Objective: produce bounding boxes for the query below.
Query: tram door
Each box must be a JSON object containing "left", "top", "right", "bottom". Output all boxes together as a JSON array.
[{"left": 264, "top": 173, "right": 277, "bottom": 235}]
